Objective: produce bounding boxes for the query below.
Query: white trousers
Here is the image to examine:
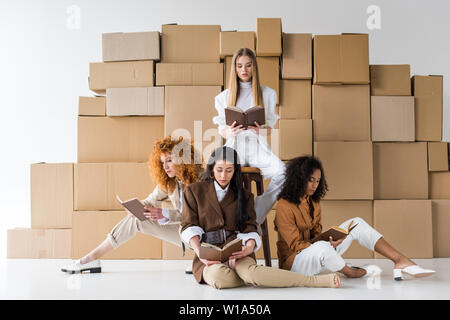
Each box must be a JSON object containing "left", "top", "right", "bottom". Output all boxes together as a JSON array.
[
  {"left": 225, "top": 134, "right": 286, "bottom": 224},
  {"left": 290, "top": 217, "right": 383, "bottom": 276}
]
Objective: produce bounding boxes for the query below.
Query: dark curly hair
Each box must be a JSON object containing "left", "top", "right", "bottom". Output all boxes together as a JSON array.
[{"left": 277, "top": 156, "right": 328, "bottom": 205}]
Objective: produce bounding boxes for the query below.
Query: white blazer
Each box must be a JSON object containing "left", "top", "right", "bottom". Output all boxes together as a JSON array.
[{"left": 142, "top": 182, "right": 183, "bottom": 224}]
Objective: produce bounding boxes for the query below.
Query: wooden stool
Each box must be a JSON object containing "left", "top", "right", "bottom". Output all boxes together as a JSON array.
[{"left": 241, "top": 167, "right": 272, "bottom": 267}]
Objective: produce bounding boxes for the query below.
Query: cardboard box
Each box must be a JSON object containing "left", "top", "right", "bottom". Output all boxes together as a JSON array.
[
  {"left": 412, "top": 75, "right": 443, "bottom": 141},
  {"left": 220, "top": 31, "right": 255, "bottom": 58},
  {"left": 429, "top": 172, "right": 450, "bottom": 199},
  {"left": 162, "top": 241, "right": 196, "bottom": 260},
  {"left": 164, "top": 86, "right": 222, "bottom": 160},
  {"left": 373, "top": 142, "right": 428, "bottom": 199},
  {"left": 156, "top": 63, "right": 223, "bottom": 86},
  {"left": 312, "top": 85, "right": 370, "bottom": 141},
  {"left": 102, "top": 31, "right": 160, "bottom": 62},
  {"left": 374, "top": 200, "right": 433, "bottom": 258},
  {"left": 320, "top": 201, "right": 374, "bottom": 258},
  {"left": 161, "top": 24, "right": 220, "bottom": 63},
  {"left": 106, "top": 87, "right": 164, "bottom": 116},
  {"left": 371, "top": 96, "right": 415, "bottom": 142},
  {"left": 7, "top": 228, "right": 71, "bottom": 259},
  {"left": 74, "top": 162, "right": 156, "bottom": 211},
  {"left": 281, "top": 33, "right": 312, "bottom": 79},
  {"left": 72, "top": 211, "right": 162, "bottom": 259},
  {"left": 31, "top": 163, "right": 73, "bottom": 229},
  {"left": 89, "top": 61, "right": 154, "bottom": 94},
  {"left": 255, "top": 210, "right": 278, "bottom": 259},
  {"left": 428, "top": 142, "right": 449, "bottom": 171},
  {"left": 77, "top": 116, "right": 164, "bottom": 163},
  {"left": 224, "top": 56, "right": 279, "bottom": 103},
  {"left": 370, "top": 65, "right": 411, "bottom": 96},
  {"left": 279, "top": 80, "right": 311, "bottom": 119},
  {"left": 314, "top": 142, "right": 373, "bottom": 200},
  {"left": 431, "top": 200, "right": 450, "bottom": 257},
  {"left": 275, "top": 119, "right": 312, "bottom": 161},
  {"left": 313, "top": 34, "right": 369, "bottom": 84},
  {"left": 78, "top": 96, "right": 106, "bottom": 116},
  {"left": 256, "top": 18, "right": 282, "bottom": 56}
]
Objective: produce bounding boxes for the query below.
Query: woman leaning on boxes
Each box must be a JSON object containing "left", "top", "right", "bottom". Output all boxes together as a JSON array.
[
  {"left": 213, "top": 48, "right": 285, "bottom": 226},
  {"left": 61, "top": 136, "right": 202, "bottom": 274}
]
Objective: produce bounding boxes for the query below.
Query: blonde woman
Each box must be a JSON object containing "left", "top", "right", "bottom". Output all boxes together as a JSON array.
[
  {"left": 213, "top": 48, "right": 285, "bottom": 224},
  {"left": 61, "top": 137, "right": 202, "bottom": 274}
]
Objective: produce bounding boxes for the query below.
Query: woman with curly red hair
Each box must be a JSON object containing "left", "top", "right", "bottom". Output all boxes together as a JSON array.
[{"left": 61, "top": 136, "right": 203, "bottom": 274}]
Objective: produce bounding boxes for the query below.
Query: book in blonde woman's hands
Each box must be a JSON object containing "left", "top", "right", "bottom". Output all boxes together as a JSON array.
[
  {"left": 199, "top": 238, "right": 243, "bottom": 263},
  {"left": 311, "top": 220, "right": 358, "bottom": 243},
  {"left": 115, "top": 195, "right": 148, "bottom": 221},
  {"left": 225, "top": 106, "right": 265, "bottom": 129}
]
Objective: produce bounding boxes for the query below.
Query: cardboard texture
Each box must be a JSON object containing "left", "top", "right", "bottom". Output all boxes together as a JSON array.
[
  {"left": 102, "top": 31, "right": 160, "bottom": 62},
  {"left": 370, "top": 96, "right": 415, "bottom": 142},
  {"left": 256, "top": 18, "right": 282, "bottom": 56},
  {"left": 373, "top": 142, "right": 428, "bottom": 200},
  {"left": 374, "top": 200, "right": 433, "bottom": 258},
  {"left": 313, "top": 34, "right": 369, "bottom": 84},
  {"left": 156, "top": 63, "right": 223, "bottom": 86},
  {"left": 428, "top": 142, "right": 449, "bottom": 171},
  {"left": 77, "top": 116, "right": 164, "bottom": 163},
  {"left": 224, "top": 56, "right": 279, "bottom": 103},
  {"left": 89, "top": 61, "right": 154, "bottom": 94},
  {"left": 255, "top": 210, "right": 278, "bottom": 259},
  {"left": 31, "top": 163, "right": 73, "bottom": 229},
  {"left": 312, "top": 85, "right": 370, "bottom": 141},
  {"left": 279, "top": 80, "right": 311, "bottom": 119},
  {"left": 161, "top": 24, "right": 220, "bottom": 63},
  {"left": 78, "top": 96, "right": 106, "bottom": 116},
  {"left": 412, "top": 75, "right": 443, "bottom": 141},
  {"left": 164, "top": 86, "right": 222, "bottom": 159},
  {"left": 429, "top": 172, "right": 450, "bottom": 199},
  {"left": 74, "top": 162, "right": 156, "bottom": 211},
  {"left": 431, "top": 200, "right": 450, "bottom": 257},
  {"left": 7, "top": 228, "right": 72, "bottom": 259},
  {"left": 320, "top": 201, "right": 374, "bottom": 258},
  {"left": 314, "top": 142, "right": 373, "bottom": 200},
  {"left": 220, "top": 31, "right": 255, "bottom": 58},
  {"left": 277, "top": 119, "right": 312, "bottom": 160},
  {"left": 163, "top": 241, "right": 196, "bottom": 260},
  {"left": 370, "top": 65, "right": 411, "bottom": 96},
  {"left": 281, "top": 33, "right": 312, "bottom": 79},
  {"left": 72, "top": 211, "right": 162, "bottom": 259},
  {"left": 106, "top": 87, "right": 164, "bottom": 116}
]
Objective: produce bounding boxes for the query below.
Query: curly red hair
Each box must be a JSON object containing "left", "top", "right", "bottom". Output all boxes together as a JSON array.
[{"left": 149, "top": 136, "right": 203, "bottom": 194}]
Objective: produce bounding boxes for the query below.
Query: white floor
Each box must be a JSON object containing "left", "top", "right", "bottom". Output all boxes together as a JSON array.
[{"left": 0, "top": 258, "right": 448, "bottom": 300}]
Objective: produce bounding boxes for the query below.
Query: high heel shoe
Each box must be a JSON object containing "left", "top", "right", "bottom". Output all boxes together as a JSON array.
[{"left": 393, "top": 265, "right": 435, "bottom": 281}]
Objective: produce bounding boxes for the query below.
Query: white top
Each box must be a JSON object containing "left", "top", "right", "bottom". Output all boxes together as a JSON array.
[{"left": 180, "top": 180, "right": 262, "bottom": 252}]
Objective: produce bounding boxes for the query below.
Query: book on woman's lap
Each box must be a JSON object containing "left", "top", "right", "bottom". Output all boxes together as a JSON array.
[
  {"left": 116, "top": 195, "right": 148, "bottom": 221},
  {"left": 225, "top": 106, "right": 265, "bottom": 129},
  {"left": 199, "top": 238, "right": 243, "bottom": 263},
  {"left": 311, "top": 220, "right": 358, "bottom": 243}
]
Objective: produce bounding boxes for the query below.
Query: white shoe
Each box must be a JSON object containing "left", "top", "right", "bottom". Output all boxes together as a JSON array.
[
  {"left": 185, "top": 264, "right": 193, "bottom": 275},
  {"left": 393, "top": 265, "right": 435, "bottom": 281},
  {"left": 61, "top": 259, "right": 102, "bottom": 274}
]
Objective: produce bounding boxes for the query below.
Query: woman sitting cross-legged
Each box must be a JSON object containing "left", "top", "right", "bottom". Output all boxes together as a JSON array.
[
  {"left": 180, "top": 146, "right": 341, "bottom": 289},
  {"left": 274, "top": 155, "right": 435, "bottom": 281}
]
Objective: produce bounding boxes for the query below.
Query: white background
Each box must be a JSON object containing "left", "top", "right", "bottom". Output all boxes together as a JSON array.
[{"left": 0, "top": 0, "right": 449, "bottom": 258}]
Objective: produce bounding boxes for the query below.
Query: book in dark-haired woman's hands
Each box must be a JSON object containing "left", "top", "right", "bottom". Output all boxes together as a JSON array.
[
  {"left": 311, "top": 220, "right": 358, "bottom": 243},
  {"left": 199, "top": 238, "right": 243, "bottom": 263},
  {"left": 225, "top": 106, "right": 265, "bottom": 129}
]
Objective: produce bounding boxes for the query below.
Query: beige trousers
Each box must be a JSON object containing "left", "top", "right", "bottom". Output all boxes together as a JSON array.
[
  {"left": 107, "top": 215, "right": 182, "bottom": 249},
  {"left": 202, "top": 257, "right": 338, "bottom": 289}
]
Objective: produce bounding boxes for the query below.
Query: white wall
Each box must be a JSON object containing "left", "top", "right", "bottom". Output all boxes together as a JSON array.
[{"left": 0, "top": 0, "right": 448, "bottom": 258}]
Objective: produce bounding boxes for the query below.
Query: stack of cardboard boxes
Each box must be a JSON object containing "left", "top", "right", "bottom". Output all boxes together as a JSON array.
[{"left": 7, "top": 18, "right": 449, "bottom": 261}]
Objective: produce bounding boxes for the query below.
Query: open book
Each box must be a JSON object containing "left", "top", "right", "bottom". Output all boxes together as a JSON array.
[
  {"left": 116, "top": 195, "right": 148, "bottom": 221},
  {"left": 225, "top": 106, "right": 265, "bottom": 129},
  {"left": 311, "top": 220, "right": 358, "bottom": 243},
  {"left": 199, "top": 238, "right": 243, "bottom": 263}
]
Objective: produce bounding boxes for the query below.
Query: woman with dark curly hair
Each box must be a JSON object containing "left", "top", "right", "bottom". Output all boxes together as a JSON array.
[
  {"left": 275, "top": 155, "right": 435, "bottom": 281},
  {"left": 61, "top": 136, "right": 203, "bottom": 274}
]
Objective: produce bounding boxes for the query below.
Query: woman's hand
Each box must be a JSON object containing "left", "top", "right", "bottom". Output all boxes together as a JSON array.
[
  {"left": 222, "top": 121, "right": 244, "bottom": 139},
  {"left": 144, "top": 206, "right": 164, "bottom": 221},
  {"left": 229, "top": 239, "right": 256, "bottom": 269},
  {"left": 329, "top": 236, "right": 345, "bottom": 249},
  {"left": 190, "top": 236, "right": 221, "bottom": 267},
  {"left": 248, "top": 121, "right": 270, "bottom": 136}
]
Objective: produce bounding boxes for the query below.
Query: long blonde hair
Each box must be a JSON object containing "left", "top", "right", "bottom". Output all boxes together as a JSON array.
[{"left": 227, "top": 48, "right": 264, "bottom": 108}]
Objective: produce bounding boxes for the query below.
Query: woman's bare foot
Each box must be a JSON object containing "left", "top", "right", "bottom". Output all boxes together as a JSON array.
[
  {"left": 333, "top": 274, "right": 341, "bottom": 287},
  {"left": 394, "top": 256, "right": 416, "bottom": 270}
]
